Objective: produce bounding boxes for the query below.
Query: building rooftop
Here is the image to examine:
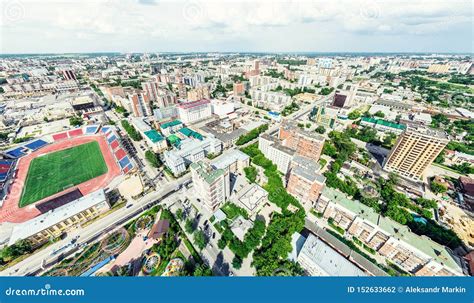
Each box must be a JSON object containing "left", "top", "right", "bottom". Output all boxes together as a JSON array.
[
  {"left": 299, "top": 233, "right": 368, "bottom": 276},
  {"left": 260, "top": 133, "right": 295, "bottom": 156},
  {"left": 237, "top": 183, "right": 268, "bottom": 212},
  {"left": 212, "top": 149, "right": 250, "bottom": 171},
  {"left": 9, "top": 189, "right": 107, "bottom": 245},
  {"left": 144, "top": 129, "right": 164, "bottom": 143},
  {"left": 405, "top": 124, "right": 448, "bottom": 139},
  {"left": 160, "top": 119, "right": 182, "bottom": 129},
  {"left": 361, "top": 117, "right": 406, "bottom": 130},
  {"left": 291, "top": 155, "right": 325, "bottom": 183},
  {"left": 190, "top": 161, "right": 225, "bottom": 185},
  {"left": 179, "top": 127, "right": 203, "bottom": 140},
  {"left": 178, "top": 99, "right": 210, "bottom": 109}
]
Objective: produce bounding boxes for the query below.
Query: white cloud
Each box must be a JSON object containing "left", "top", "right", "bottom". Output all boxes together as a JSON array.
[{"left": 1, "top": 0, "right": 472, "bottom": 53}]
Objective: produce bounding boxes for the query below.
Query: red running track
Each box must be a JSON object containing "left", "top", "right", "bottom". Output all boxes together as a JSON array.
[{"left": 0, "top": 135, "right": 121, "bottom": 223}]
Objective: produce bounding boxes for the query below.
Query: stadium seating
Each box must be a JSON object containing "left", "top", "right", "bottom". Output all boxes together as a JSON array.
[
  {"left": 53, "top": 132, "right": 68, "bottom": 141},
  {"left": 0, "top": 160, "right": 15, "bottom": 182},
  {"left": 107, "top": 134, "right": 117, "bottom": 144},
  {"left": 24, "top": 139, "right": 48, "bottom": 151},
  {"left": 101, "top": 126, "right": 111, "bottom": 134},
  {"left": 5, "top": 148, "right": 27, "bottom": 159},
  {"left": 114, "top": 148, "right": 126, "bottom": 161},
  {"left": 68, "top": 128, "right": 83, "bottom": 137},
  {"left": 110, "top": 140, "right": 119, "bottom": 150},
  {"left": 118, "top": 156, "right": 131, "bottom": 169},
  {"left": 84, "top": 125, "right": 100, "bottom": 135}
]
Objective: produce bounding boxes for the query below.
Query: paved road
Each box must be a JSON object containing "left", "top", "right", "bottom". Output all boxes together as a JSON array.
[{"left": 0, "top": 174, "right": 191, "bottom": 277}]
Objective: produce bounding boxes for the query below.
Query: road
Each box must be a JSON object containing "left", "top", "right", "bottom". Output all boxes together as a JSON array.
[{"left": 0, "top": 174, "right": 191, "bottom": 277}]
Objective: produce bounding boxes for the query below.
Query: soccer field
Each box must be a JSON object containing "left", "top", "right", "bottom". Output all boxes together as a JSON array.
[{"left": 19, "top": 141, "right": 108, "bottom": 207}]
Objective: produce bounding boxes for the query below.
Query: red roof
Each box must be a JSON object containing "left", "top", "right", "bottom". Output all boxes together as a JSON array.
[
  {"left": 110, "top": 140, "right": 119, "bottom": 150},
  {"left": 52, "top": 132, "right": 68, "bottom": 141},
  {"left": 459, "top": 176, "right": 474, "bottom": 195},
  {"left": 68, "top": 128, "right": 83, "bottom": 137},
  {"left": 115, "top": 148, "right": 126, "bottom": 160},
  {"left": 178, "top": 99, "right": 210, "bottom": 109}
]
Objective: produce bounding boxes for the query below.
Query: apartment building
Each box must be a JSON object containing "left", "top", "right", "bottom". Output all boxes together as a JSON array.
[
  {"left": 286, "top": 155, "right": 326, "bottom": 208},
  {"left": 383, "top": 125, "right": 448, "bottom": 181},
  {"left": 259, "top": 133, "right": 294, "bottom": 174},
  {"left": 177, "top": 99, "right": 212, "bottom": 124},
  {"left": 314, "top": 187, "right": 463, "bottom": 276},
  {"left": 128, "top": 90, "right": 152, "bottom": 117},
  {"left": 187, "top": 85, "right": 210, "bottom": 101},
  {"left": 8, "top": 190, "right": 109, "bottom": 247},
  {"left": 164, "top": 136, "right": 222, "bottom": 176},
  {"left": 190, "top": 161, "right": 230, "bottom": 212},
  {"left": 279, "top": 121, "right": 325, "bottom": 163}
]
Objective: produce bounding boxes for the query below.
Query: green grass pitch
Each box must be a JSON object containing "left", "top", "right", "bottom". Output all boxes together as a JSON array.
[{"left": 19, "top": 141, "right": 108, "bottom": 207}]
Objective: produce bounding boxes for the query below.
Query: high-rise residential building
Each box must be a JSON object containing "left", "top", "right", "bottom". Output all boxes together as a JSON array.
[
  {"left": 383, "top": 125, "right": 448, "bottom": 181},
  {"left": 190, "top": 161, "right": 230, "bottom": 212},
  {"left": 129, "top": 90, "right": 152, "bottom": 117},
  {"left": 286, "top": 155, "right": 326, "bottom": 208},
  {"left": 233, "top": 82, "right": 245, "bottom": 97},
  {"left": 61, "top": 69, "right": 77, "bottom": 81},
  {"left": 259, "top": 134, "right": 295, "bottom": 174},
  {"left": 177, "top": 99, "right": 212, "bottom": 124},
  {"left": 279, "top": 121, "right": 325, "bottom": 163},
  {"left": 155, "top": 89, "right": 177, "bottom": 108},
  {"left": 187, "top": 85, "right": 210, "bottom": 101},
  {"left": 141, "top": 80, "right": 160, "bottom": 102}
]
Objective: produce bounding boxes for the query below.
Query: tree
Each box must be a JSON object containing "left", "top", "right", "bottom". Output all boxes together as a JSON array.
[
  {"left": 374, "top": 110, "right": 385, "bottom": 118},
  {"left": 430, "top": 181, "right": 447, "bottom": 194},
  {"left": 348, "top": 111, "right": 361, "bottom": 120},
  {"left": 121, "top": 120, "right": 142, "bottom": 141},
  {"left": 69, "top": 115, "right": 84, "bottom": 127},
  {"left": 315, "top": 126, "right": 325, "bottom": 134},
  {"left": 185, "top": 219, "right": 194, "bottom": 234},
  {"left": 145, "top": 150, "right": 161, "bottom": 168},
  {"left": 232, "top": 256, "right": 242, "bottom": 269},
  {"left": 176, "top": 209, "right": 183, "bottom": 221},
  {"left": 193, "top": 264, "right": 212, "bottom": 276},
  {"left": 244, "top": 166, "right": 257, "bottom": 183},
  {"left": 194, "top": 230, "right": 207, "bottom": 250}
]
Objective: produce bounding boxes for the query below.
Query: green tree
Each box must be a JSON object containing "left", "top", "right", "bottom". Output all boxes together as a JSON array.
[
  {"left": 185, "top": 219, "right": 194, "bottom": 234},
  {"left": 145, "top": 150, "right": 161, "bottom": 168},
  {"left": 194, "top": 230, "right": 207, "bottom": 250},
  {"left": 430, "top": 181, "right": 447, "bottom": 194},
  {"left": 315, "top": 126, "right": 326, "bottom": 134},
  {"left": 232, "top": 256, "right": 242, "bottom": 269},
  {"left": 69, "top": 115, "right": 84, "bottom": 127}
]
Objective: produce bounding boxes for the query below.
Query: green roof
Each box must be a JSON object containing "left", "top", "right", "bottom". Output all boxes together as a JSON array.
[
  {"left": 361, "top": 117, "right": 406, "bottom": 130},
  {"left": 190, "top": 161, "right": 225, "bottom": 184},
  {"left": 167, "top": 134, "right": 181, "bottom": 147},
  {"left": 161, "top": 119, "right": 182, "bottom": 129},
  {"left": 179, "top": 127, "right": 203, "bottom": 140},
  {"left": 144, "top": 130, "right": 164, "bottom": 143},
  {"left": 322, "top": 187, "right": 462, "bottom": 273}
]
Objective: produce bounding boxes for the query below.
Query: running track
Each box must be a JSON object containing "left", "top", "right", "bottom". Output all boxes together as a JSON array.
[{"left": 0, "top": 135, "right": 121, "bottom": 223}]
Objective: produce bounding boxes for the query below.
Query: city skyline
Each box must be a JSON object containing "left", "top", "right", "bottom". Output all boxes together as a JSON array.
[{"left": 1, "top": 0, "right": 472, "bottom": 54}]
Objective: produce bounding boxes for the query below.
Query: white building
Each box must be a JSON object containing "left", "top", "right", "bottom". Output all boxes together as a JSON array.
[
  {"left": 190, "top": 161, "right": 230, "bottom": 212},
  {"left": 177, "top": 99, "right": 212, "bottom": 124},
  {"left": 258, "top": 134, "right": 294, "bottom": 174},
  {"left": 297, "top": 233, "right": 368, "bottom": 276},
  {"left": 164, "top": 136, "right": 222, "bottom": 176},
  {"left": 211, "top": 99, "right": 235, "bottom": 117}
]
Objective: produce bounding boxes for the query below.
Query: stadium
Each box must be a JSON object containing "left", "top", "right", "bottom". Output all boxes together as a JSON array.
[{"left": 0, "top": 125, "right": 134, "bottom": 224}]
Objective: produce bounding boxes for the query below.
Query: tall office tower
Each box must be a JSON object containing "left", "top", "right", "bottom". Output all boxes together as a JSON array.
[
  {"left": 62, "top": 69, "right": 77, "bottom": 81},
  {"left": 141, "top": 80, "right": 160, "bottom": 102},
  {"left": 129, "top": 91, "right": 152, "bottom": 117},
  {"left": 383, "top": 125, "right": 448, "bottom": 181},
  {"left": 190, "top": 161, "right": 230, "bottom": 212},
  {"left": 253, "top": 59, "right": 260, "bottom": 72}
]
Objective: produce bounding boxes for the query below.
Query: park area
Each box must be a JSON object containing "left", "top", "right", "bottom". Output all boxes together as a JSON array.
[{"left": 19, "top": 141, "right": 108, "bottom": 207}]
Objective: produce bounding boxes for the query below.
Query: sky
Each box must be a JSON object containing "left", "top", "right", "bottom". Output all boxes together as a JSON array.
[{"left": 1, "top": 0, "right": 472, "bottom": 54}]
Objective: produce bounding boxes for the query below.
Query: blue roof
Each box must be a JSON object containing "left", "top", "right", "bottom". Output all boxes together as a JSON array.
[
  {"left": 6, "top": 148, "right": 26, "bottom": 158},
  {"left": 24, "top": 139, "right": 48, "bottom": 151},
  {"left": 119, "top": 156, "right": 131, "bottom": 169},
  {"left": 85, "top": 125, "right": 100, "bottom": 134},
  {"left": 107, "top": 135, "right": 117, "bottom": 143}
]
